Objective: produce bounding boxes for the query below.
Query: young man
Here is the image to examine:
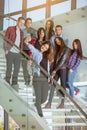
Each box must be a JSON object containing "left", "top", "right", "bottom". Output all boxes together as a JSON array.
[
  {"left": 50, "top": 25, "right": 69, "bottom": 46},
  {"left": 4, "top": 17, "right": 25, "bottom": 91},
  {"left": 22, "top": 18, "right": 37, "bottom": 85},
  {"left": 23, "top": 18, "right": 37, "bottom": 38}
]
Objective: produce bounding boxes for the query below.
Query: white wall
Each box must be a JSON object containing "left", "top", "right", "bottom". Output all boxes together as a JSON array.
[{"left": 63, "top": 19, "right": 87, "bottom": 82}]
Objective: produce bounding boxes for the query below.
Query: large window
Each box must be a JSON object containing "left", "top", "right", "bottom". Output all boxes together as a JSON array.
[{"left": 3, "top": 0, "right": 87, "bottom": 30}]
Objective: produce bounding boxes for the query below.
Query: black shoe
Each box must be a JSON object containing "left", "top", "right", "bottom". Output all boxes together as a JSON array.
[
  {"left": 39, "top": 114, "right": 43, "bottom": 117},
  {"left": 25, "top": 81, "right": 29, "bottom": 85}
]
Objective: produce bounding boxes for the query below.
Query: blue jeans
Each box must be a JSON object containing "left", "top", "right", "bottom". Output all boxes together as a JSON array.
[{"left": 67, "top": 70, "right": 77, "bottom": 98}]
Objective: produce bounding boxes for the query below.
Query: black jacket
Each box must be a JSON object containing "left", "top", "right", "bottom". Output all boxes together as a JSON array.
[{"left": 53, "top": 46, "right": 71, "bottom": 72}]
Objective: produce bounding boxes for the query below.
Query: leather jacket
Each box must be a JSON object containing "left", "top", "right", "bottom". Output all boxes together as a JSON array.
[{"left": 53, "top": 46, "right": 71, "bottom": 72}]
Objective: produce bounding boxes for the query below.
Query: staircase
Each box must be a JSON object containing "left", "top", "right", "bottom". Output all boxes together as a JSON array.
[
  {"left": 0, "top": 48, "right": 87, "bottom": 130},
  {"left": 0, "top": 50, "right": 50, "bottom": 130}
]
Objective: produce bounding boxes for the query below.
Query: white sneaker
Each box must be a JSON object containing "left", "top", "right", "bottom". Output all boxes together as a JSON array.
[{"left": 41, "top": 117, "right": 48, "bottom": 124}]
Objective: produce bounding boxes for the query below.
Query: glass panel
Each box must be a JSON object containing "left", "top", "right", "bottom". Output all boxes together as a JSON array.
[
  {"left": 4, "top": 0, "right": 22, "bottom": 14},
  {"left": 0, "top": 106, "right": 4, "bottom": 129},
  {"left": 3, "top": 14, "right": 22, "bottom": 30},
  {"left": 51, "top": 0, "right": 71, "bottom": 17},
  {"left": 27, "top": 0, "right": 46, "bottom": 8},
  {"left": 27, "top": 8, "right": 45, "bottom": 22},
  {"left": 76, "top": 0, "right": 87, "bottom": 8}
]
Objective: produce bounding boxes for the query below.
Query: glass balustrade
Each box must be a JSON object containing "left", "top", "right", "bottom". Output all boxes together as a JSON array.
[
  {"left": 0, "top": 17, "right": 87, "bottom": 130},
  {"left": 0, "top": 28, "right": 50, "bottom": 130}
]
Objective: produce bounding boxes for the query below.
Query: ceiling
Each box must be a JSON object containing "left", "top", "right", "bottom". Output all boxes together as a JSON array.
[{"left": 32, "top": 6, "right": 87, "bottom": 29}]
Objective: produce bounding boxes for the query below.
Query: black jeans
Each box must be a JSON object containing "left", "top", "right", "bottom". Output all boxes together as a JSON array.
[
  {"left": 21, "top": 57, "right": 30, "bottom": 84},
  {"left": 48, "top": 68, "right": 68, "bottom": 104},
  {"left": 33, "top": 73, "right": 49, "bottom": 116},
  {"left": 5, "top": 52, "right": 21, "bottom": 85}
]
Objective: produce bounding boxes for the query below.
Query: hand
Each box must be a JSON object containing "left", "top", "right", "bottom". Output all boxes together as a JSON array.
[
  {"left": 24, "top": 36, "right": 31, "bottom": 45},
  {"left": 24, "top": 39, "right": 29, "bottom": 45},
  {"left": 69, "top": 69, "right": 73, "bottom": 73},
  {"left": 5, "top": 50, "right": 9, "bottom": 55},
  {"left": 28, "top": 60, "right": 32, "bottom": 65},
  {"left": 51, "top": 70, "right": 56, "bottom": 76},
  {"left": 49, "top": 78, "right": 53, "bottom": 85}
]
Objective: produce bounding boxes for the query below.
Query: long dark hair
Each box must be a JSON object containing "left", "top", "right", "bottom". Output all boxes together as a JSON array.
[
  {"left": 45, "top": 19, "right": 54, "bottom": 40},
  {"left": 72, "top": 39, "right": 83, "bottom": 59},
  {"left": 37, "top": 27, "right": 46, "bottom": 41},
  {"left": 41, "top": 41, "right": 53, "bottom": 62},
  {"left": 54, "top": 37, "right": 66, "bottom": 60}
]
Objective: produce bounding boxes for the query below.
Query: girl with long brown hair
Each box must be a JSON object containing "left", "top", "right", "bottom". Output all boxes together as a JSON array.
[
  {"left": 45, "top": 19, "right": 54, "bottom": 40},
  {"left": 45, "top": 37, "right": 71, "bottom": 108},
  {"left": 67, "top": 39, "right": 83, "bottom": 98},
  {"left": 25, "top": 37, "right": 53, "bottom": 117}
]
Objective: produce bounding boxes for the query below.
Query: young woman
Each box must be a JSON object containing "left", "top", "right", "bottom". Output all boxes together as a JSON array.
[
  {"left": 67, "top": 39, "right": 83, "bottom": 98},
  {"left": 45, "top": 37, "right": 71, "bottom": 108},
  {"left": 34, "top": 27, "right": 46, "bottom": 50},
  {"left": 45, "top": 19, "right": 54, "bottom": 40},
  {"left": 24, "top": 37, "right": 53, "bottom": 117}
]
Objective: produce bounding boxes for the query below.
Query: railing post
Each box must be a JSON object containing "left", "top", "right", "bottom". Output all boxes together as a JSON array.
[{"left": 4, "top": 110, "right": 9, "bottom": 130}]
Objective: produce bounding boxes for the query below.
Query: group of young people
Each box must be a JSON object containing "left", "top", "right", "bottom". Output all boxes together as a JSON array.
[{"left": 4, "top": 16, "right": 84, "bottom": 117}]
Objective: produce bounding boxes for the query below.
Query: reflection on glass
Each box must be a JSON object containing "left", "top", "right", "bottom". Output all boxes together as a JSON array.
[
  {"left": 3, "top": 14, "right": 22, "bottom": 30},
  {"left": 27, "top": 8, "right": 45, "bottom": 22},
  {"left": 27, "top": 0, "right": 46, "bottom": 8},
  {"left": 4, "top": 0, "right": 22, "bottom": 14},
  {"left": 51, "top": 0, "right": 71, "bottom": 17},
  {"left": 76, "top": 0, "right": 87, "bottom": 8}
]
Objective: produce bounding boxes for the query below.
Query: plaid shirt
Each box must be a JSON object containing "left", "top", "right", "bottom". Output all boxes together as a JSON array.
[
  {"left": 4, "top": 26, "right": 24, "bottom": 52},
  {"left": 68, "top": 51, "right": 81, "bottom": 71}
]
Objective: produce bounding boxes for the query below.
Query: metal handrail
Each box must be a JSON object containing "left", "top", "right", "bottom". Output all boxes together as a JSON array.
[{"left": 0, "top": 32, "right": 87, "bottom": 121}]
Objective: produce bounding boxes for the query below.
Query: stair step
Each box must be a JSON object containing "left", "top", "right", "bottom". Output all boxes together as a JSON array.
[
  {"left": 43, "top": 108, "right": 85, "bottom": 112},
  {"left": 45, "top": 115, "right": 85, "bottom": 119},
  {"left": 47, "top": 122, "right": 87, "bottom": 127}
]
